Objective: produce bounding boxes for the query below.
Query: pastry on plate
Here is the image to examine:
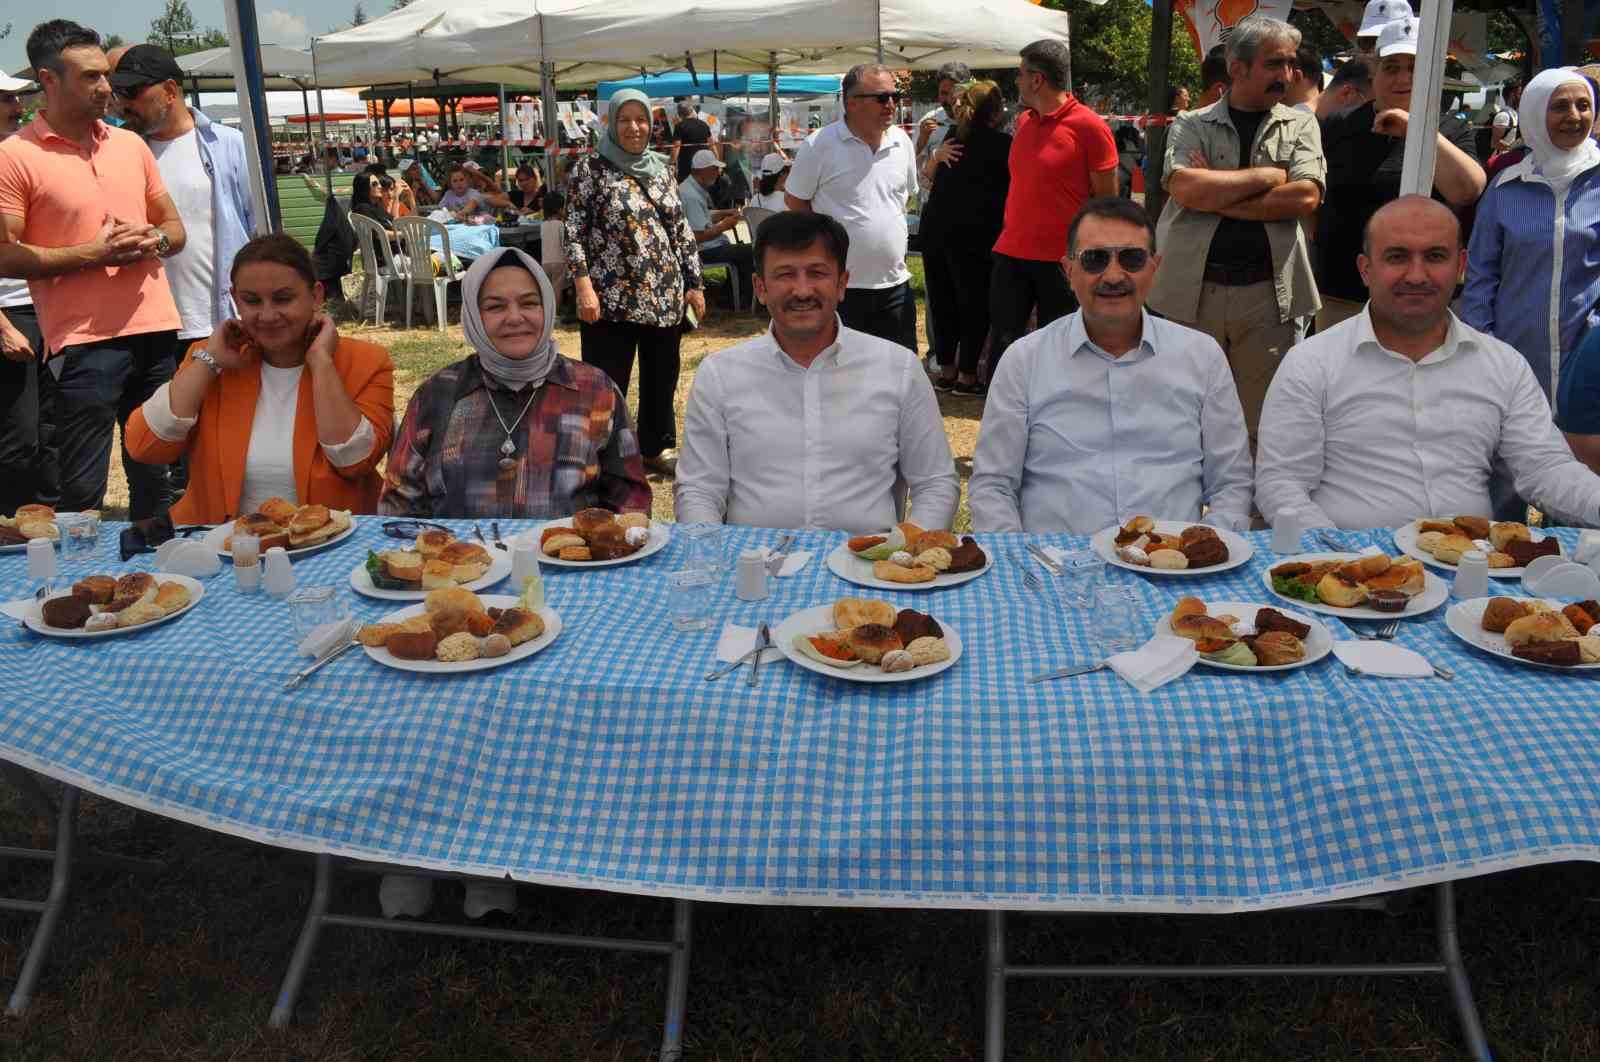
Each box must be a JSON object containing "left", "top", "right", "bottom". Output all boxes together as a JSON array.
[
  {"left": 1179, "top": 534, "right": 1228, "bottom": 568},
  {"left": 1480, "top": 597, "right": 1534, "bottom": 633},
  {"left": 1417, "top": 518, "right": 1460, "bottom": 537},
  {"left": 911, "top": 529, "right": 959, "bottom": 553},
  {"left": 893, "top": 609, "right": 943, "bottom": 645},
  {"left": 490, "top": 606, "right": 545, "bottom": 645},
  {"left": 1254, "top": 607, "right": 1311, "bottom": 639},
  {"left": 289, "top": 507, "right": 351, "bottom": 548},
  {"left": 1337, "top": 554, "right": 1390, "bottom": 581},
  {"left": 1503, "top": 611, "right": 1579, "bottom": 647},
  {"left": 40, "top": 595, "right": 91, "bottom": 629},
  {"left": 1249, "top": 630, "right": 1304, "bottom": 665},
  {"left": 358, "top": 622, "right": 402, "bottom": 647},
  {"left": 1505, "top": 537, "right": 1561, "bottom": 568},
  {"left": 945, "top": 536, "right": 988, "bottom": 574},
  {"left": 879, "top": 649, "right": 917, "bottom": 673},
  {"left": 572, "top": 508, "right": 616, "bottom": 535},
  {"left": 435, "top": 631, "right": 481, "bottom": 663},
  {"left": 380, "top": 549, "right": 424, "bottom": 585},
  {"left": 107, "top": 572, "right": 158, "bottom": 613},
  {"left": 1489, "top": 522, "right": 1532, "bottom": 552},
  {"left": 420, "top": 559, "right": 457, "bottom": 590},
  {"left": 428, "top": 605, "right": 474, "bottom": 638},
  {"left": 1512, "top": 639, "right": 1581, "bottom": 667},
  {"left": 1114, "top": 515, "right": 1154, "bottom": 547},
  {"left": 416, "top": 529, "right": 455, "bottom": 558},
  {"left": 259, "top": 496, "right": 298, "bottom": 527},
  {"left": 615, "top": 512, "right": 650, "bottom": 532},
  {"left": 480, "top": 633, "right": 512, "bottom": 658},
  {"left": 833, "top": 598, "right": 897, "bottom": 631},
  {"left": 846, "top": 623, "right": 902, "bottom": 664},
  {"left": 873, "top": 558, "right": 937, "bottom": 583},
  {"left": 71, "top": 575, "right": 116, "bottom": 605},
  {"left": 1148, "top": 548, "right": 1188, "bottom": 570},
  {"left": 439, "top": 541, "right": 493, "bottom": 582},
  {"left": 153, "top": 581, "right": 191, "bottom": 615},
  {"left": 425, "top": 586, "right": 484, "bottom": 615},
  {"left": 915, "top": 547, "right": 952, "bottom": 572},
  {"left": 1316, "top": 571, "right": 1366, "bottom": 608},
  {"left": 1453, "top": 515, "right": 1491, "bottom": 540},
  {"left": 542, "top": 532, "right": 585, "bottom": 557},
  {"left": 558, "top": 546, "right": 592, "bottom": 562},
  {"left": 116, "top": 600, "right": 165, "bottom": 628},
  {"left": 386, "top": 629, "right": 438, "bottom": 660},
  {"left": 1361, "top": 559, "right": 1425, "bottom": 596},
  {"left": 906, "top": 635, "right": 951, "bottom": 666}
]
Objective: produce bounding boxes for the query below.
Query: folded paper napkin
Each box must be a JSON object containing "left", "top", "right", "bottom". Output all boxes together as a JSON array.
[
  {"left": 0, "top": 597, "right": 35, "bottom": 621},
  {"left": 1108, "top": 634, "right": 1197, "bottom": 693},
  {"left": 1577, "top": 530, "right": 1600, "bottom": 566},
  {"left": 1333, "top": 641, "right": 1434, "bottom": 678},
  {"left": 715, "top": 623, "right": 785, "bottom": 664},
  {"left": 760, "top": 548, "right": 812, "bottom": 577},
  {"left": 297, "top": 617, "right": 361, "bottom": 659},
  {"left": 1040, "top": 546, "right": 1069, "bottom": 570}
]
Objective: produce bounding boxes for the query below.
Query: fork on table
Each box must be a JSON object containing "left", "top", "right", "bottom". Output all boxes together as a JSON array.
[
  {"left": 1017, "top": 551, "right": 1042, "bottom": 591},
  {"left": 491, "top": 521, "right": 509, "bottom": 551},
  {"left": 766, "top": 533, "right": 796, "bottom": 576}
]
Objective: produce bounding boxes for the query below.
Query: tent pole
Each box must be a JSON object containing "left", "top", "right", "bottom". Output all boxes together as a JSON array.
[
  {"left": 768, "top": 53, "right": 779, "bottom": 156},
  {"left": 1399, "top": 0, "right": 1452, "bottom": 196},
  {"left": 408, "top": 81, "right": 418, "bottom": 149},
  {"left": 224, "top": 0, "right": 280, "bottom": 232},
  {"left": 542, "top": 62, "right": 559, "bottom": 189},
  {"left": 1144, "top": 0, "right": 1173, "bottom": 221},
  {"left": 499, "top": 83, "right": 511, "bottom": 185}
]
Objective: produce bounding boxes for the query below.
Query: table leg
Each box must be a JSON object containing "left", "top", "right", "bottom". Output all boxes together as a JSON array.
[
  {"left": 269, "top": 851, "right": 333, "bottom": 1028},
  {"left": 985, "top": 910, "right": 1006, "bottom": 1062},
  {"left": 1436, "top": 882, "right": 1491, "bottom": 1061},
  {"left": 660, "top": 900, "right": 693, "bottom": 1062},
  {"left": 6, "top": 785, "right": 78, "bottom": 1016}
]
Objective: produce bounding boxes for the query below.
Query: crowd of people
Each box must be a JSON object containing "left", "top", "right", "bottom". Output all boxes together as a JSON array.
[{"left": 3, "top": 5, "right": 1600, "bottom": 564}]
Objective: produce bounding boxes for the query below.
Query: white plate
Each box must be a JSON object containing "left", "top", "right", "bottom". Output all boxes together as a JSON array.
[
  {"left": 825, "top": 540, "right": 991, "bottom": 591},
  {"left": 0, "top": 510, "right": 80, "bottom": 554},
  {"left": 361, "top": 595, "right": 562, "bottom": 674},
  {"left": 25, "top": 574, "right": 205, "bottom": 638},
  {"left": 773, "top": 603, "right": 963, "bottom": 683},
  {"left": 204, "top": 516, "right": 359, "bottom": 560},
  {"left": 531, "top": 517, "right": 670, "bottom": 568},
  {"left": 1444, "top": 597, "right": 1600, "bottom": 672},
  {"left": 1153, "top": 600, "right": 1333, "bottom": 672},
  {"left": 1395, "top": 520, "right": 1557, "bottom": 579},
  {"left": 1090, "top": 519, "right": 1254, "bottom": 577},
  {"left": 1261, "top": 552, "right": 1449, "bottom": 620},
  {"left": 348, "top": 546, "right": 513, "bottom": 600}
]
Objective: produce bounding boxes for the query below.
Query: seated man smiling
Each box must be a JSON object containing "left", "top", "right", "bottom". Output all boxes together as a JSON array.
[
  {"left": 969, "top": 196, "right": 1253, "bottom": 534},
  {"left": 1256, "top": 195, "right": 1600, "bottom": 530},
  {"left": 674, "top": 211, "right": 958, "bottom": 530}
]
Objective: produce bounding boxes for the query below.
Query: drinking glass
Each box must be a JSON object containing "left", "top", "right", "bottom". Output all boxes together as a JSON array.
[
  {"left": 1056, "top": 549, "right": 1104, "bottom": 608},
  {"left": 233, "top": 533, "right": 262, "bottom": 594},
  {"left": 286, "top": 585, "right": 349, "bottom": 644},
  {"left": 57, "top": 512, "right": 99, "bottom": 563},
  {"left": 681, "top": 523, "right": 730, "bottom": 575},
  {"left": 1093, "top": 581, "right": 1142, "bottom": 656},
  {"left": 666, "top": 568, "right": 717, "bottom": 632}
]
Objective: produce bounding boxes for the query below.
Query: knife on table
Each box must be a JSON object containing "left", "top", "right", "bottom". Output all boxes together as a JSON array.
[
  {"left": 1025, "top": 543, "right": 1062, "bottom": 576},
  {"left": 1027, "top": 661, "right": 1107, "bottom": 684},
  {"left": 748, "top": 622, "right": 770, "bottom": 686}
]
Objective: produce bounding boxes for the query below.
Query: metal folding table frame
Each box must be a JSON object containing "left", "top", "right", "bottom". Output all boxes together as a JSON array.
[
  {"left": 271, "top": 853, "right": 694, "bottom": 1060},
  {"left": 984, "top": 883, "right": 1490, "bottom": 1061},
  {"left": 1, "top": 768, "right": 163, "bottom": 1016}
]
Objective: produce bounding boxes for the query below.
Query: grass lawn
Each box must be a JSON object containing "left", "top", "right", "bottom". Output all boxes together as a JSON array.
[{"left": 28, "top": 281, "right": 1600, "bottom": 1058}]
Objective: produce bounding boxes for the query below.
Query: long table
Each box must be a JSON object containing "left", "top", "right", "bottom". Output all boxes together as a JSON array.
[{"left": 3, "top": 520, "right": 1596, "bottom": 1054}]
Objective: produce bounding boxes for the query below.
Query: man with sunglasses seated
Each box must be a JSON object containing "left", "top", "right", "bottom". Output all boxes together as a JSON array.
[
  {"left": 786, "top": 63, "right": 920, "bottom": 352},
  {"left": 969, "top": 197, "right": 1254, "bottom": 534}
]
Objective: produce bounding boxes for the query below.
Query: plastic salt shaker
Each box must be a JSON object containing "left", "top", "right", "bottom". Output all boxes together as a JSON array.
[
  {"left": 263, "top": 546, "right": 296, "bottom": 598},
  {"left": 1453, "top": 549, "right": 1489, "bottom": 601},
  {"left": 735, "top": 548, "right": 770, "bottom": 602}
]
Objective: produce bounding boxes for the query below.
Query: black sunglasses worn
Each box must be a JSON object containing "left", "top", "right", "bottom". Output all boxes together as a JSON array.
[
  {"left": 1072, "top": 246, "right": 1151, "bottom": 274},
  {"left": 113, "top": 83, "right": 150, "bottom": 101},
  {"left": 851, "top": 91, "right": 904, "bottom": 105}
]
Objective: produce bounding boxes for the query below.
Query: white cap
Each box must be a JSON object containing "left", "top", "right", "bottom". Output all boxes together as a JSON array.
[
  {"left": 1376, "top": 15, "right": 1418, "bottom": 58},
  {"left": 461, "top": 160, "right": 482, "bottom": 172},
  {"left": 0, "top": 74, "right": 33, "bottom": 92},
  {"left": 689, "top": 148, "right": 724, "bottom": 171},
  {"left": 758, "top": 152, "right": 789, "bottom": 176},
  {"left": 1358, "top": 0, "right": 1410, "bottom": 39}
]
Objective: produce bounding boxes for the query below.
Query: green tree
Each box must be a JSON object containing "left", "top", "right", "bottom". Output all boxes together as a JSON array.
[
  {"left": 149, "top": 0, "right": 197, "bottom": 44},
  {"left": 353, "top": 3, "right": 368, "bottom": 25},
  {"left": 104, "top": 34, "right": 125, "bottom": 50},
  {"left": 1048, "top": 0, "right": 1199, "bottom": 111},
  {"left": 0, "top": 23, "right": 11, "bottom": 41}
]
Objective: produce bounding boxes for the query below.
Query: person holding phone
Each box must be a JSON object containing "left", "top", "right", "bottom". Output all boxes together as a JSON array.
[{"left": 125, "top": 234, "right": 395, "bottom": 522}]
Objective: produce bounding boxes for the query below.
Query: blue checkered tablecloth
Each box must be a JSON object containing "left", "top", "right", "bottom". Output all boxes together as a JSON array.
[{"left": 3, "top": 521, "right": 1599, "bottom": 913}]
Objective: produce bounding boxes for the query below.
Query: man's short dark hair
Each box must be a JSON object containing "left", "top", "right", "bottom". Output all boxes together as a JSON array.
[
  {"left": 1201, "top": 50, "right": 1231, "bottom": 91},
  {"left": 361, "top": 162, "right": 388, "bottom": 177},
  {"left": 934, "top": 62, "right": 971, "bottom": 87},
  {"left": 542, "top": 190, "right": 565, "bottom": 217},
  {"left": 753, "top": 211, "right": 850, "bottom": 276},
  {"left": 1328, "top": 58, "right": 1371, "bottom": 92},
  {"left": 1019, "top": 40, "right": 1071, "bottom": 92},
  {"left": 1067, "top": 196, "right": 1157, "bottom": 256},
  {"left": 676, "top": 102, "right": 694, "bottom": 119},
  {"left": 26, "top": 20, "right": 100, "bottom": 77},
  {"left": 842, "top": 63, "right": 895, "bottom": 99},
  {"left": 1296, "top": 45, "right": 1321, "bottom": 83}
]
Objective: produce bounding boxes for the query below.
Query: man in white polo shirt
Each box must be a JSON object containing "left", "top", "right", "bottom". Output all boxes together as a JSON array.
[{"left": 786, "top": 63, "right": 920, "bottom": 351}]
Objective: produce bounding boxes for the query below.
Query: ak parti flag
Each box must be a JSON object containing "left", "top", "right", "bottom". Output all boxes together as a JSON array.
[{"left": 1174, "top": 0, "right": 1296, "bottom": 59}]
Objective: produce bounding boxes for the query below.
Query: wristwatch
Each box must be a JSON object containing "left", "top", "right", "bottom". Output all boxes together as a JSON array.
[
  {"left": 191, "top": 348, "right": 223, "bottom": 375},
  {"left": 155, "top": 230, "right": 172, "bottom": 257}
]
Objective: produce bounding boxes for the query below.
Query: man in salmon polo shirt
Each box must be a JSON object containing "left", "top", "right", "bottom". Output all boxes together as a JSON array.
[
  {"left": 0, "top": 20, "right": 187, "bottom": 519},
  {"left": 986, "top": 38, "right": 1118, "bottom": 388}
]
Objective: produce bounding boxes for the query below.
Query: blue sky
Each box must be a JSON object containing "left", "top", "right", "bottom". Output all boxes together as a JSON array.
[{"left": 0, "top": 0, "right": 358, "bottom": 75}]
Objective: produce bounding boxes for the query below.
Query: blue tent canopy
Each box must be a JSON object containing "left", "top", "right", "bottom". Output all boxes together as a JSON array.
[{"left": 596, "top": 72, "right": 840, "bottom": 101}]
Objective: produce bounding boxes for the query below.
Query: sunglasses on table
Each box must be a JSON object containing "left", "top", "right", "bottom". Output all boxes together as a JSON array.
[
  {"left": 1071, "top": 245, "right": 1152, "bottom": 274},
  {"left": 850, "top": 91, "right": 905, "bottom": 105}
]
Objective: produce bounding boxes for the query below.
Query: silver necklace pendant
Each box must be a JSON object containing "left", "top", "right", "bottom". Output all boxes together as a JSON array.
[
  {"left": 499, "top": 436, "right": 516, "bottom": 457},
  {"left": 497, "top": 456, "right": 517, "bottom": 472}
]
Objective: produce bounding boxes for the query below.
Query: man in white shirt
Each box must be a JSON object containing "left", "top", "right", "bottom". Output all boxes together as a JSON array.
[
  {"left": 785, "top": 63, "right": 920, "bottom": 352},
  {"left": 1256, "top": 195, "right": 1600, "bottom": 530},
  {"left": 970, "top": 197, "right": 1254, "bottom": 534},
  {"left": 675, "top": 211, "right": 958, "bottom": 531},
  {"left": 678, "top": 149, "right": 753, "bottom": 307},
  {"left": 1491, "top": 79, "right": 1522, "bottom": 152}
]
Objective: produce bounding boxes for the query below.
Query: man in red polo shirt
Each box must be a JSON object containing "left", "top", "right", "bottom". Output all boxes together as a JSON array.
[
  {"left": 0, "top": 20, "right": 187, "bottom": 519},
  {"left": 986, "top": 39, "right": 1118, "bottom": 385}
]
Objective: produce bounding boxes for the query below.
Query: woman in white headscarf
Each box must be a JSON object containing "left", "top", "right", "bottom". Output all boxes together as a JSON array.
[
  {"left": 379, "top": 245, "right": 651, "bottom": 518},
  {"left": 564, "top": 88, "right": 706, "bottom": 477},
  {"left": 1463, "top": 66, "right": 1600, "bottom": 404}
]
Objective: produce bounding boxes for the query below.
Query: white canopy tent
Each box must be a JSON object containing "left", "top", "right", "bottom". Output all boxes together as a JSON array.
[{"left": 309, "top": 0, "right": 1080, "bottom": 88}]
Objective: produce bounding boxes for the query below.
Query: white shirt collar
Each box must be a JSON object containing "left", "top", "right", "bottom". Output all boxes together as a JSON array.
[
  {"left": 1351, "top": 305, "right": 1479, "bottom": 367},
  {"left": 766, "top": 316, "right": 846, "bottom": 373},
  {"left": 1064, "top": 309, "right": 1158, "bottom": 363}
]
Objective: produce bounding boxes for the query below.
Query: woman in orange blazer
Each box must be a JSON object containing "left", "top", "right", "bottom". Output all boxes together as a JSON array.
[{"left": 127, "top": 234, "right": 395, "bottom": 523}]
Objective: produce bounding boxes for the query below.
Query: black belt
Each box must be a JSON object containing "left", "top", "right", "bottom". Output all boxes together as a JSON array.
[{"left": 1202, "top": 263, "right": 1273, "bottom": 287}]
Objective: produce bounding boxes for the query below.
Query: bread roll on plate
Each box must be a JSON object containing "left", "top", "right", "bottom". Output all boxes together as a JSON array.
[
  {"left": 1337, "top": 554, "right": 1390, "bottom": 581},
  {"left": 1316, "top": 572, "right": 1366, "bottom": 608},
  {"left": 153, "top": 581, "right": 191, "bottom": 615},
  {"left": 1489, "top": 522, "right": 1532, "bottom": 552},
  {"left": 833, "top": 598, "right": 897, "bottom": 631},
  {"left": 382, "top": 550, "right": 424, "bottom": 584},
  {"left": 1479, "top": 597, "right": 1533, "bottom": 633},
  {"left": 421, "top": 559, "right": 457, "bottom": 590},
  {"left": 1148, "top": 548, "right": 1188, "bottom": 570},
  {"left": 1361, "top": 559, "right": 1424, "bottom": 596},
  {"left": 1503, "top": 611, "right": 1578, "bottom": 647},
  {"left": 425, "top": 586, "right": 484, "bottom": 615},
  {"left": 439, "top": 541, "right": 492, "bottom": 581},
  {"left": 259, "top": 496, "right": 298, "bottom": 527},
  {"left": 416, "top": 529, "right": 454, "bottom": 558}
]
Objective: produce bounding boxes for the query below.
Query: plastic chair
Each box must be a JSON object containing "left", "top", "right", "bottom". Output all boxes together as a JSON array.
[
  {"left": 741, "top": 206, "right": 777, "bottom": 240},
  {"left": 392, "top": 215, "right": 461, "bottom": 331},
  {"left": 699, "top": 255, "right": 743, "bottom": 313},
  {"left": 349, "top": 214, "right": 401, "bottom": 328}
]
